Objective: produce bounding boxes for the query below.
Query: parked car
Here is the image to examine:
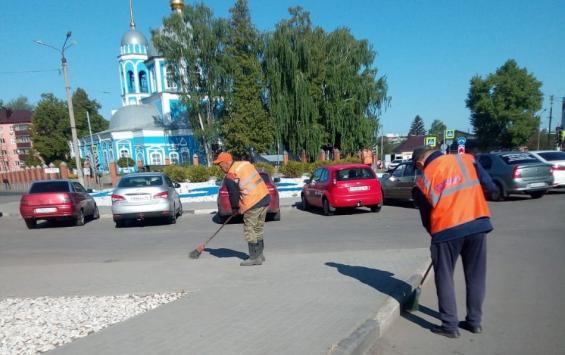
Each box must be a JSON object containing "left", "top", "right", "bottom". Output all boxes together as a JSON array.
[
  {"left": 20, "top": 180, "right": 99, "bottom": 229},
  {"left": 111, "top": 173, "right": 182, "bottom": 227},
  {"left": 529, "top": 150, "right": 565, "bottom": 188},
  {"left": 476, "top": 152, "right": 554, "bottom": 201},
  {"left": 217, "top": 170, "right": 281, "bottom": 222},
  {"left": 387, "top": 159, "right": 405, "bottom": 171},
  {"left": 301, "top": 163, "right": 383, "bottom": 216},
  {"left": 380, "top": 162, "right": 420, "bottom": 205}
]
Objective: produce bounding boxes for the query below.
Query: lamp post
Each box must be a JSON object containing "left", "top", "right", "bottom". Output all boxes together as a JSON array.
[{"left": 34, "top": 32, "right": 84, "bottom": 186}]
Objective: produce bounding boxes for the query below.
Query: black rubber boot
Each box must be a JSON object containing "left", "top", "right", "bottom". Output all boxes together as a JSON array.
[
  {"left": 257, "top": 239, "right": 266, "bottom": 262},
  {"left": 240, "top": 242, "right": 263, "bottom": 266}
]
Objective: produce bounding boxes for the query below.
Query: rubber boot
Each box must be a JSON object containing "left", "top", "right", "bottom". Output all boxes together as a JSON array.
[
  {"left": 240, "top": 242, "right": 263, "bottom": 266},
  {"left": 257, "top": 239, "right": 266, "bottom": 262}
]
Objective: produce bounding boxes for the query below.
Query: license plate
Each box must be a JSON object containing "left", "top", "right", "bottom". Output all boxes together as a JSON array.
[
  {"left": 128, "top": 195, "right": 150, "bottom": 201},
  {"left": 528, "top": 182, "right": 546, "bottom": 188},
  {"left": 35, "top": 207, "right": 56, "bottom": 213},
  {"left": 349, "top": 186, "right": 369, "bottom": 192}
]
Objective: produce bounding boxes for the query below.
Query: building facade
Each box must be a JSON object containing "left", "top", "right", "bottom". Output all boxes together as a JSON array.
[
  {"left": 79, "top": 0, "right": 204, "bottom": 173},
  {"left": 0, "top": 108, "right": 33, "bottom": 172}
]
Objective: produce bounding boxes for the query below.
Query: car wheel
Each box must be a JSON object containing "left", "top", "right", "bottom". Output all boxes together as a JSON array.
[
  {"left": 301, "top": 193, "right": 309, "bottom": 211},
  {"left": 270, "top": 211, "right": 281, "bottom": 221},
  {"left": 370, "top": 204, "right": 382, "bottom": 213},
  {"left": 177, "top": 201, "right": 183, "bottom": 216},
  {"left": 115, "top": 220, "right": 125, "bottom": 228},
  {"left": 322, "top": 198, "right": 334, "bottom": 216},
  {"left": 92, "top": 205, "right": 100, "bottom": 220},
  {"left": 75, "top": 209, "right": 85, "bottom": 226},
  {"left": 25, "top": 219, "right": 36, "bottom": 229},
  {"left": 169, "top": 209, "right": 177, "bottom": 224},
  {"left": 528, "top": 190, "right": 545, "bottom": 199},
  {"left": 490, "top": 183, "right": 506, "bottom": 202}
]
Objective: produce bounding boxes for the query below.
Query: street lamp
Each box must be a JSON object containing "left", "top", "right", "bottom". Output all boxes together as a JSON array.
[{"left": 34, "top": 32, "right": 84, "bottom": 186}]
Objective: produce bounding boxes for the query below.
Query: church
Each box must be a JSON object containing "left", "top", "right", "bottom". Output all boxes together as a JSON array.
[{"left": 79, "top": 0, "right": 204, "bottom": 173}]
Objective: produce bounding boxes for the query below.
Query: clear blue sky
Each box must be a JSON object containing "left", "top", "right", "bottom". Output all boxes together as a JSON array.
[{"left": 0, "top": 0, "right": 563, "bottom": 134}]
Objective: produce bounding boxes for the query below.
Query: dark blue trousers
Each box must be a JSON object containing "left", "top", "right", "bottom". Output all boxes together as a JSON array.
[{"left": 430, "top": 233, "right": 486, "bottom": 331}]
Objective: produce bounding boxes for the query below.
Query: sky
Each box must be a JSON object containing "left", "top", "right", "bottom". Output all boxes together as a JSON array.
[{"left": 0, "top": 0, "right": 563, "bottom": 135}]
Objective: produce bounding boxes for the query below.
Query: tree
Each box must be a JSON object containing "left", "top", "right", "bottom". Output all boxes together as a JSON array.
[
  {"left": 408, "top": 115, "right": 426, "bottom": 136},
  {"left": 428, "top": 119, "right": 446, "bottom": 137},
  {"left": 466, "top": 59, "right": 542, "bottom": 149},
  {"left": 30, "top": 93, "right": 71, "bottom": 163},
  {"left": 221, "top": 0, "right": 274, "bottom": 158},
  {"left": 72, "top": 88, "right": 109, "bottom": 138},
  {"left": 5, "top": 96, "right": 34, "bottom": 110},
  {"left": 23, "top": 147, "right": 43, "bottom": 167},
  {"left": 153, "top": 3, "right": 230, "bottom": 166}
]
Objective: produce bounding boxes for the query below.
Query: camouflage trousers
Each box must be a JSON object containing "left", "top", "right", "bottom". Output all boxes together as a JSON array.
[{"left": 243, "top": 206, "right": 268, "bottom": 243}]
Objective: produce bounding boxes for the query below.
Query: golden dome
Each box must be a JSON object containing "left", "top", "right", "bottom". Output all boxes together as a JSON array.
[{"left": 170, "top": 0, "right": 184, "bottom": 13}]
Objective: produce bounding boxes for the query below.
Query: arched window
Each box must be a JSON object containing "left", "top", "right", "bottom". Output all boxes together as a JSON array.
[
  {"left": 127, "top": 70, "right": 135, "bottom": 93},
  {"left": 120, "top": 148, "right": 129, "bottom": 158},
  {"left": 150, "top": 152, "right": 163, "bottom": 165},
  {"left": 139, "top": 71, "right": 148, "bottom": 93},
  {"left": 166, "top": 65, "right": 176, "bottom": 89},
  {"left": 169, "top": 152, "right": 180, "bottom": 165}
]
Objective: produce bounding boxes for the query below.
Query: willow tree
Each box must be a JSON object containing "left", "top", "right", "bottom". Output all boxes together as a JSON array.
[
  {"left": 152, "top": 2, "right": 229, "bottom": 165},
  {"left": 221, "top": 0, "right": 274, "bottom": 159},
  {"left": 264, "top": 7, "right": 388, "bottom": 160}
]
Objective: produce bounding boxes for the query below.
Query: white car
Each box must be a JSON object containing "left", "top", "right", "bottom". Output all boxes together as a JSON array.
[
  {"left": 529, "top": 150, "right": 565, "bottom": 187},
  {"left": 388, "top": 159, "right": 405, "bottom": 171}
]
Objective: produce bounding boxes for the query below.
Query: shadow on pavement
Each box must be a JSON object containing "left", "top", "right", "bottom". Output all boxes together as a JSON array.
[
  {"left": 205, "top": 247, "right": 248, "bottom": 260},
  {"left": 400, "top": 305, "right": 440, "bottom": 330}
]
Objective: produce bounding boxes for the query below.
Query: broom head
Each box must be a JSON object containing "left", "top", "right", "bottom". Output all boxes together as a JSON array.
[
  {"left": 188, "top": 243, "right": 205, "bottom": 259},
  {"left": 407, "top": 286, "right": 422, "bottom": 312}
]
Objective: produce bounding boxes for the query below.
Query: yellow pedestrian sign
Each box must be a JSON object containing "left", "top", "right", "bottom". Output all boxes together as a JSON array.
[
  {"left": 425, "top": 136, "right": 437, "bottom": 147},
  {"left": 445, "top": 129, "right": 455, "bottom": 139}
]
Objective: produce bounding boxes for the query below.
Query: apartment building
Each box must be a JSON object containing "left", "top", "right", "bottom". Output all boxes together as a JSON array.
[{"left": 0, "top": 107, "right": 33, "bottom": 172}]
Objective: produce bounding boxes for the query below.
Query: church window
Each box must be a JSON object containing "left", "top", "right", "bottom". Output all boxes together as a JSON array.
[
  {"left": 166, "top": 65, "right": 176, "bottom": 89},
  {"left": 120, "top": 148, "right": 130, "bottom": 158},
  {"left": 181, "top": 150, "right": 190, "bottom": 165},
  {"left": 127, "top": 71, "right": 135, "bottom": 93},
  {"left": 151, "top": 152, "right": 163, "bottom": 165},
  {"left": 170, "top": 152, "right": 179, "bottom": 165},
  {"left": 139, "top": 71, "right": 148, "bottom": 93}
]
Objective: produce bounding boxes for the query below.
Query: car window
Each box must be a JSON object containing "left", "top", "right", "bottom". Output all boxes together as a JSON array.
[
  {"left": 259, "top": 172, "right": 271, "bottom": 184},
  {"left": 391, "top": 164, "right": 406, "bottom": 177},
  {"left": 29, "top": 181, "right": 70, "bottom": 193},
  {"left": 538, "top": 151, "right": 565, "bottom": 161},
  {"left": 500, "top": 153, "right": 539, "bottom": 165},
  {"left": 311, "top": 169, "right": 322, "bottom": 182},
  {"left": 165, "top": 176, "right": 174, "bottom": 187},
  {"left": 320, "top": 169, "right": 329, "bottom": 183},
  {"left": 72, "top": 182, "right": 86, "bottom": 193},
  {"left": 403, "top": 164, "right": 416, "bottom": 177},
  {"left": 336, "top": 167, "right": 375, "bottom": 181},
  {"left": 118, "top": 176, "right": 163, "bottom": 188},
  {"left": 478, "top": 155, "right": 492, "bottom": 170}
]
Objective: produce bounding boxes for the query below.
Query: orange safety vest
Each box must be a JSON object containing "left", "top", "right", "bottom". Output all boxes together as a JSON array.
[
  {"left": 362, "top": 150, "right": 373, "bottom": 165},
  {"left": 228, "top": 161, "right": 269, "bottom": 213},
  {"left": 416, "top": 153, "right": 491, "bottom": 235}
]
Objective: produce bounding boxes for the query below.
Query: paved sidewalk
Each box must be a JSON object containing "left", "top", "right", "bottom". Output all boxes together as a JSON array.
[{"left": 15, "top": 249, "right": 428, "bottom": 355}]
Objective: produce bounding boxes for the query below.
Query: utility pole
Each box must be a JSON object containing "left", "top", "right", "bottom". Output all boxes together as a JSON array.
[
  {"left": 86, "top": 111, "right": 98, "bottom": 187},
  {"left": 34, "top": 32, "right": 84, "bottom": 186},
  {"left": 547, "top": 95, "right": 554, "bottom": 146}
]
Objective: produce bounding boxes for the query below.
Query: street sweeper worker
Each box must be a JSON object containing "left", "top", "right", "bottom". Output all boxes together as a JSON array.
[
  {"left": 214, "top": 152, "right": 271, "bottom": 266},
  {"left": 412, "top": 147, "right": 496, "bottom": 338}
]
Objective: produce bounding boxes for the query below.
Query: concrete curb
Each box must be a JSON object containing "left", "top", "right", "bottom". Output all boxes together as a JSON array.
[{"left": 328, "top": 259, "right": 432, "bottom": 355}]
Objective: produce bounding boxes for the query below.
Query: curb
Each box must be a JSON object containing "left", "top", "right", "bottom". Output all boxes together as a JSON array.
[{"left": 328, "top": 259, "right": 432, "bottom": 355}]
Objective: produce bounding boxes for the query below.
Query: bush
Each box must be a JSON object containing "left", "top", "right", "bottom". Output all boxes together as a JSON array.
[
  {"left": 254, "top": 162, "right": 275, "bottom": 176},
  {"left": 207, "top": 165, "right": 225, "bottom": 180},
  {"left": 186, "top": 165, "right": 210, "bottom": 182},
  {"left": 306, "top": 160, "right": 335, "bottom": 175},
  {"left": 117, "top": 157, "right": 135, "bottom": 168},
  {"left": 279, "top": 161, "right": 307, "bottom": 178},
  {"left": 339, "top": 156, "right": 362, "bottom": 164},
  {"left": 163, "top": 165, "right": 188, "bottom": 182}
]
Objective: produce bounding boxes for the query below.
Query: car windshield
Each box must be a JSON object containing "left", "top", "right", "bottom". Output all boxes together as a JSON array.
[
  {"left": 537, "top": 151, "right": 565, "bottom": 161},
  {"left": 500, "top": 153, "right": 539, "bottom": 165},
  {"left": 259, "top": 173, "right": 271, "bottom": 184},
  {"left": 118, "top": 176, "right": 163, "bottom": 188},
  {"left": 336, "top": 167, "right": 375, "bottom": 181},
  {"left": 29, "top": 181, "right": 70, "bottom": 193}
]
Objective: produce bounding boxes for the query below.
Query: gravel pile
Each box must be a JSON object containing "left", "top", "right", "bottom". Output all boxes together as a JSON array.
[{"left": 0, "top": 292, "right": 186, "bottom": 355}]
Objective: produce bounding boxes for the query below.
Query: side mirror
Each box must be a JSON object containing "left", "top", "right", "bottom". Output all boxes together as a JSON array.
[
  {"left": 215, "top": 179, "right": 223, "bottom": 186},
  {"left": 173, "top": 182, "right": 181, "bottom": 189},
  {"left": 86, "top": 188, "right": 94, "bottom": 193},
  {"left": 273, "top": 177, "right": 281, "bottom": 183}
]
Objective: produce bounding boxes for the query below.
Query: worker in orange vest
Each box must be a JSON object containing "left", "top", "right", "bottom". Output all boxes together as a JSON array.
[
  {"left": 361, "top": 148, "right": 373, "bottom": 166},
  {"left": 214, "top": 152, "right": 271, "bottom": 266},
  {"left": 412, "top": 147, "right": 496, "bottom": 338}
]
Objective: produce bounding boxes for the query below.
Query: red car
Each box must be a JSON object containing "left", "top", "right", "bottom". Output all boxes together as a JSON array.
[
  {"left": 217, "top": 170, "right": 280, "bottom": 222},
  {"left": 20, "top": 180, "right": 99, "bottom": 229},
  {"left": 301, "top": 163, "right": 383, "bottom": 216}
]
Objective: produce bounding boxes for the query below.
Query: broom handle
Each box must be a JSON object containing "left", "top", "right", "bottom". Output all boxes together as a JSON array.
[
  {"left": 203, "top": 214, "right": 234, "bottom": 246},
  {"left": 419, "top": 262, "right": 433, "bottom": 287}
]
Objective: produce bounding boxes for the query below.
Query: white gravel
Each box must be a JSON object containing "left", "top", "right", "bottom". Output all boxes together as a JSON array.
[{"left": 0, "top": 292, "right": 186, "bottom": 355}]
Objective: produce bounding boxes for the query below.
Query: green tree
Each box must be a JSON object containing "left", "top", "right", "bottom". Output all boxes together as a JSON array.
[
  {"left": 428, "top": 119, "right": 446, "bottom": 137},
  {"left": 5, "top": 96, "right": 34, "bottom": 110},
  {"left": 153, "top": 2, "right": 229, "bottom": 166},
  {"left": 466, "top": 59, "right": 542, "bottom": 149},
  {"left": 72, "top": 88, "right": 109, "bottom": 138},
  {"left": 221, "top": 0, "right": 273, "bottom": 158},
  {"left": 30, "top": 93, "right": 71, "bottom": 163},
  {"left": 408, "top": 115, "right": 426, "bottom": 136},
  {"left": 23, "top": 147, "right": 43, "bottom": 167}
]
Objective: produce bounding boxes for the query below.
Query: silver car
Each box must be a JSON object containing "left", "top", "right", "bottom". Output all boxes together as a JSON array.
[
  {"left": 380, "top": 162, "right": 420, "bottom": 206},
  {"left": 476, "top": 152, "right": 554, "bottom": 201},
  {"left": 111, "top": 173, "right": 182, "bottom": 227}
]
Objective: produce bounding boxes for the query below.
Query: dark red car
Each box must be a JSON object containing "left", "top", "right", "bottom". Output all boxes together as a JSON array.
[
  {"left": 20, "top": 180, "right": 99, "bottom": 229},
  {"left": 301, "top": 163, "right": 383, "bottom": 216},
  {"left": 217, "top": 170, "right": 280, "bottom": 222}
]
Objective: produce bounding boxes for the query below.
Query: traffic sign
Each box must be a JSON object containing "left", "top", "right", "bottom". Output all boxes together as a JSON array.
[
  {"left": 458, "top": 145, "right": 465, "bottom": 154},
  {"left": 445, "top": 129, "right": 455, "bottom": 139},
  {"left": 440, "top": 143, "right": 448, "bottom": 152},
  {"left": 446, "top": 139, "right": 454, "bottom": 146},
  {"left": 425, "top": 136, "right": 437, "bottom": 147},
  {"left": 457, "top": 136, "right": 467, "bottom": 145}
]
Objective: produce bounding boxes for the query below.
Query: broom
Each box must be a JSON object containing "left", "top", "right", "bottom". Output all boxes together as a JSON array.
[
  {"left": 407, "top": 262, "right": 433, "bottom": 312},
  {"left": 188, "top": 214, "right": 234, "bottom": 259}
]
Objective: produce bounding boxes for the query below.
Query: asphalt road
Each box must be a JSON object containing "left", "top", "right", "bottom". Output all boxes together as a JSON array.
[{"left": 370, "top": 190, "right": 565, "bottom": 355}]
